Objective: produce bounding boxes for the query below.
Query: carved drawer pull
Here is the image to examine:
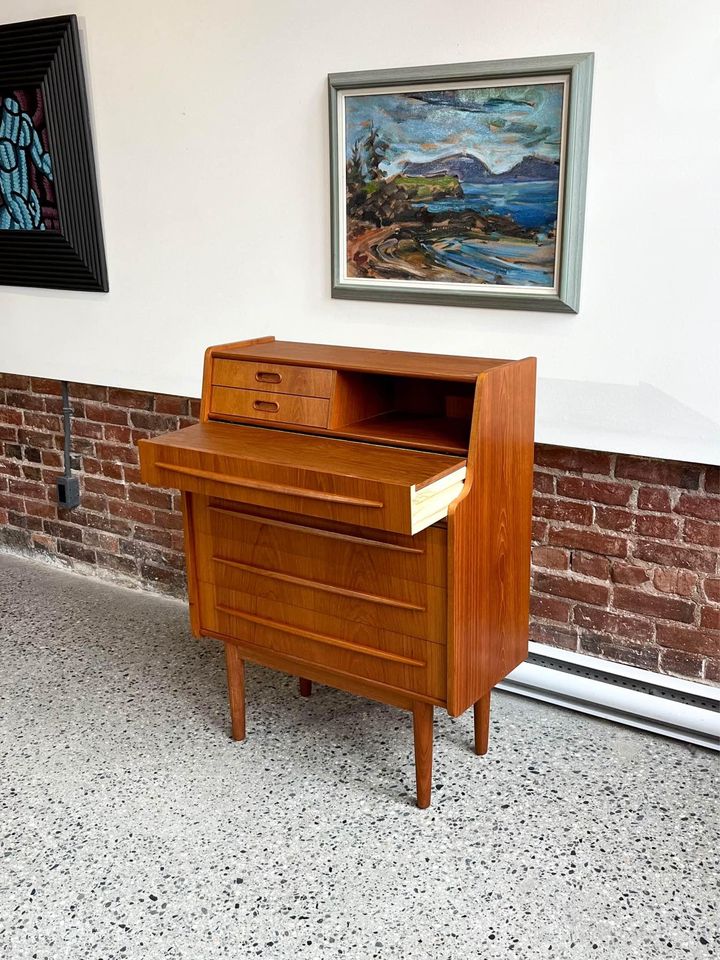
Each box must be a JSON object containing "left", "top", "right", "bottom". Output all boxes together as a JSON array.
[
  {"left": 253, "top": 399, "right": 280, "bottom": 412},
  {"left": 255, "top": 370, "right": 282, "bottom": 384}
]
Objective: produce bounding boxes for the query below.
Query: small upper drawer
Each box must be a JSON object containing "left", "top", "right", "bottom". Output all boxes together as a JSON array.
[
  {"left": 211, "top": 386, "right": 330, "bottom": 428},
  {"left": 212, "top": 358, "right": 333, "bottom": 398}
]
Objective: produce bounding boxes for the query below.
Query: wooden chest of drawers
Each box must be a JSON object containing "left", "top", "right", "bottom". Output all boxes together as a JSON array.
[{"left": 139, "top": 336, "right": 536, "bottom": 807}]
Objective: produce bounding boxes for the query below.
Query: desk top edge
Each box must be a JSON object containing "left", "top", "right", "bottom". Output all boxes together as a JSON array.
[{"left": 211, "top": 338, "right": 524, "bottom": 380}]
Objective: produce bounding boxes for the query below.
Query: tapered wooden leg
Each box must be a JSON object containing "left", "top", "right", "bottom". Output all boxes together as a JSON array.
[
  {"left": 474, "top": 692, "right": 491, "bottom": 756},
  {"left": 412, "top": 702, "right": 433, "bottom": 809},
  {"left": 225, "top": 643, "right": 246, "bottom": 741},
  {"left": 299, "top": 677, "right": 312, "bottom": 697}
]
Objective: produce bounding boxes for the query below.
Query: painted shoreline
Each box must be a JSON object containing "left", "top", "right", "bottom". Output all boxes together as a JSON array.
[{"left": 347, "top": 222, "right": 556, "bottom": 286}]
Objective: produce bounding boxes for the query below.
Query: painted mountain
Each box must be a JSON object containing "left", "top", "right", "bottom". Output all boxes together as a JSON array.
[{"left": 402, "top": 153, "right": 560, "bottom": 183}]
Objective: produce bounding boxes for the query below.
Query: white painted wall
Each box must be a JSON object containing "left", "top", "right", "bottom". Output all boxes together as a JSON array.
[{"left": 1, "top": 0, "right": 719, "bottom": 463}]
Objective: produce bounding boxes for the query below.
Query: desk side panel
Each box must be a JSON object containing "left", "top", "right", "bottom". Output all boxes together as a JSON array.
[{"left": 447, "top": 358, "right": 537, "bottom": 717}]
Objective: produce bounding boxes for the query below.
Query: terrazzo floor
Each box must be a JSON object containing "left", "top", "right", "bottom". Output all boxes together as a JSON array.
[{"left": 0, "top": 553, "right": 717, "bottom": 960}]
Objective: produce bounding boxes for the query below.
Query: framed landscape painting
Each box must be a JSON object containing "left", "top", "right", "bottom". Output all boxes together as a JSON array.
[{"left": 329, "top": 53, "right": 593, "bottom": 312}]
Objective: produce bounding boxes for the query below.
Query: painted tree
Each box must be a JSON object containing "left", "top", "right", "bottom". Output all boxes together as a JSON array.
[{"left": 364, "top": 124, "right": 388, "bottom": 181}]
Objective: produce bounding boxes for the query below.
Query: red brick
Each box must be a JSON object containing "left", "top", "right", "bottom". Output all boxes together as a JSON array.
[
  {"left": 533, "top": 497, "right": 593, "bottom": 524},
  {"left": 574, "top": 604, "right": 654, "bottom": 642},
  {"left": 534, "top": 572, "right": 609, "bottom": 606},
  {"left": 0, "top": 373, "right": 30, "bottom": 390},
  {"left": 704, "top": 578, "right": 720, "bottom": 602},
  {"left": 43, "top": 396, "right": 64, "bottom": 415},
  {"left": 533, "top": 471, "right": 554, "bottom": 494},
  {"left": 82, "top": 529, "right": 120, "bottom": 553},
  {"left": 615, "top": 457, "right": 701, "bottom": 489},
  {"left": 637, "top": 486, "right": 673, "bottom": 512},
  {"left": 133, "top": 526, "right": 174, "bottom": 548},
  {"left": 69, "top": 383, "right": 108, "bottom": 401},
  {"left": 578, "top": 635, "right": 659, "bottom": 671},
  {"left": 532, "top": 520, "right": 549, "bottom": 543},
  {"left": 652, "top": 568, "right": 697, "bottom": 598},
  {"left": 8, "top": 511, "right": 43, "bottom": 532},
  {"left": 0, "top": 492, "right": 24, "bottom": 511},
  {"left": 532, "top": 545, "right": 568, "bottom": 570},
  {"left": 556, "top": 477, "right": 632, "bottom": 506},
  {"left": 683, "top": 518, "right": 720, "bottom": 548},
  {"left": 701, "top": 607, "right": 720, "bottom": 632},
  {"left": 107, "top": 499, "right": 154, "bottom": 524},
  {"left": 128, "top": 485, "right": 173, "bottom": 510},
  {"left": 153, "top": 509, "right": 183, "bottom": 530},
  {"left": 571, "top": 553, "right": 610, "bottom": 580},
  {"left": 108, "top": 388, "right": 153, "bottom": 409},
  {"left": 705, "top": 658, "right": 720, "bottom": 682},
  {"left": 595, "top": 507, "right": 634, "bottom": 532},
  {"left": 122, "top": 465, "right": 142, "bottom": 485},
  {"left": 102, "top": 424, "right": 133, "bottom": 444},
  {"left": 57, "top": 539, "right": 96, "bottom": 564},
  {"left": 9, "top": 477, "right": 47, "bottom": 499},
  {"left": 535, "top": 446, "right": 612, "bottom": 475},
  {"left": 529, "top": 621, "right": 577, "bottom": 649},
  {"left": 659, "top": 649, "right": 704, "bottom": 680},
  {"left": 613, "top": 586, "right": 694, "bottom": 623},
  {"left": 139, "top": 562, "right": 187, "bottom": 592},
  {"left": 43, "top": 519, "right": 83, "bottom": 542},
  {"left": 0, "top": 425, "right": 19, "bottom": 442},
  {"left": 658, "top": 623, "right": 716, "bottom": 659},
  {"left": 636, "top": 515, "right": 680, "bottom": 540},
  {"left": 633, "top": 539, "right": 716, "bottom": 573},
  {"left": 83, "top": 402, "right": 129, "bottom": 425},
  {"left": 40, "top": 450, "right": 63, "bottom": 467},
  {"left": 549, "top": 527, "right": 628, "bottom": 557},
  {"left": 129, "top": 411, "right": 178, "bottom": 432},
  {"left": 189, "top": 399, "right": 201, "bottom": 419},
  {"left": 30, "top": 377, "right": 62, "bottom": 396},
  {"left": 0, "top": 406, "right": 23, "bottom": 425},
  {"left": 7, "top": 391, "right": 45, "bottom": 411},
  {"left": 530, "top": 593, "right": 572, "bottom": 622},
  {"left": 23, "top": 411, "right": 62, "bottom": 433},
  {"left": 704, "top": 466, "right": 719, "bottom": 494},
  {"left": 96, "top": 443, "right": 139, "bottom": 465},
  {"left": 0, "top": 457, "right": 22, "bottom": 476},
  {"left": 674, "top": 493, "right": 720, "bottom": 521},
  {"left": 74, "top": 420, "right": 103, "bottom": 440},
  {"left": 70, "top": 436, "right": 95, "bottom": 456},
  {"left": 155, "top": 395, "right": 189, "bottom": 416},
  {"left": 97, "top": 553, "right": 139, "bottom": 578},
  {"left": 84, "top": 476, "right": 126, "bottom": 500},
  {"left": 23, "top": 498, "right": 56, "bottom": 519}
]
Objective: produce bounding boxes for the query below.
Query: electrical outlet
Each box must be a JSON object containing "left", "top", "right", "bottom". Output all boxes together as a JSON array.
[{"left": 57, "top": 475, "right": 80, "bottom": 509}]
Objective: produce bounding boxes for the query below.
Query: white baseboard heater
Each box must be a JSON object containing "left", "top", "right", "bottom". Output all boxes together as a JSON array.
[{"left": 498, "top": 643, "right": 720, "bottom": 751}]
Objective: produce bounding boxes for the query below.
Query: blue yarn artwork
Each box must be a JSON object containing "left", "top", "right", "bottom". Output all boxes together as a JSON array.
[{"left": 0, "top": 89, "right": 56, "bottom": 231}]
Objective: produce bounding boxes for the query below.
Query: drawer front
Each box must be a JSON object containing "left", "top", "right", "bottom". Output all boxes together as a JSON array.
[
  {"left": 194, "top": 506, "right": 446, "bottom": 643},
  {"left": 201, "top": 502, "right": 447, "bottom": 588},
  {"left": 198, "top": 581, "right": 446, "bottom": 700},
  {"left": 212, "top": 358, "right": 333, "bottom": 398},
  {"left": 211, "top": 386, "right": 330, "bottom": 428}
]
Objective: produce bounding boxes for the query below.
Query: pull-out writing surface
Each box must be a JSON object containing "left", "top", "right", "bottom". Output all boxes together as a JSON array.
[{"left": 139, "top": 421, "right": 466, "bottom": 535}]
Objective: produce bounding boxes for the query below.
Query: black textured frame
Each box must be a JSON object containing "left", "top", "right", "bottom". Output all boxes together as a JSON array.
[{"left": 0, "top": 14, "right": 108, "bottom": 291}]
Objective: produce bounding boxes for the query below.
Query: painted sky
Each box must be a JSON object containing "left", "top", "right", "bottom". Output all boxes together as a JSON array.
[{"left": 345, "top": 82, "right": 564, "bottom": 176}]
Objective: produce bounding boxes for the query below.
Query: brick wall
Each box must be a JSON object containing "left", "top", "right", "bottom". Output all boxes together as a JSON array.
[{"left": 1, "top": 372, "right": 719, "bottom": 685}]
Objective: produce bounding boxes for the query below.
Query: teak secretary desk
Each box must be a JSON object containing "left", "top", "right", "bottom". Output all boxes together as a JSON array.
[{"left": 138, "top": 337, "right": 536, "bottom": 808}]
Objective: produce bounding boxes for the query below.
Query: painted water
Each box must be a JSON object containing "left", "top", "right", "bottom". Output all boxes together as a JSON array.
[
  {"left": 419, "top": 180, "right": 559, "bottom": 231},
  {"left": 423, "top": 237, "right": 555, "bottom": 286}
]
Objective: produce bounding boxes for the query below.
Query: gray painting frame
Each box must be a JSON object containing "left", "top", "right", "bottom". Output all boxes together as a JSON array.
[{"left": 329, "top": 53, "right": 593, "bottom": 313}]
